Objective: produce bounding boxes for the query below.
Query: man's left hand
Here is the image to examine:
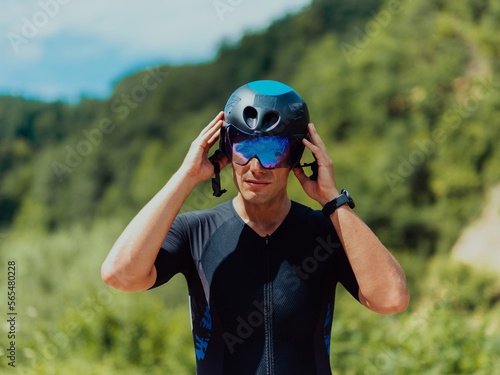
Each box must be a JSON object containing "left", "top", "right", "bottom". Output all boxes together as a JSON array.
[{"left": 293, "top": 123, "right": 340, "bottom": 206}]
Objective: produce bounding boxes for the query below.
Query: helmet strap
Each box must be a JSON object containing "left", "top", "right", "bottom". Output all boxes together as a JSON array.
[
  {"left": 209, "top": 150, "right": 228, "bottom": 197},
  {"left": 299, "top": 157, "right": 318, "bottom": 181}
]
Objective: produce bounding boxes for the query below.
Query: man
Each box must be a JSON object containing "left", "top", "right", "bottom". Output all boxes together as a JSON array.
[{"left": 101, "top": 80, "right": 409, "bottom": 374}]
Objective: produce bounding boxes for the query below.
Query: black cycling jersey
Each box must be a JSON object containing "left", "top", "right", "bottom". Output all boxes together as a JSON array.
[{"left": 151, "top": 200, "right": 359, "bottom": 375}]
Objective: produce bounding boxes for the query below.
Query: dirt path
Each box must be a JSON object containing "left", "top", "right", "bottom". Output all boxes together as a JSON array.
[{"left": 451, "top": 184, "right": 500, "bottom": 273}]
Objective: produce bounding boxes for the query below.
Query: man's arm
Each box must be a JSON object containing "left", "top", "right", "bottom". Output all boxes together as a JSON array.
[
  {"left": 101, "top": 112, "right": 227, "bottom": 292},
  {"left": 327, "top": 205, "right": 409, "bottom": 314},
  {"left": 293, "top": 123, "right": 410, "bottom": 315}
]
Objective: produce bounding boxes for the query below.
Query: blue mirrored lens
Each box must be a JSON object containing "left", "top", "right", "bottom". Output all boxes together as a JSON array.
[{"left": 232, "top": 135, "right": 291, "bottom": 168}]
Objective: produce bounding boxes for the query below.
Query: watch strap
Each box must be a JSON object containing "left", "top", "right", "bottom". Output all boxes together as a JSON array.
[{"left": 322, "top": 189, "right": 354, "bottom": 217}]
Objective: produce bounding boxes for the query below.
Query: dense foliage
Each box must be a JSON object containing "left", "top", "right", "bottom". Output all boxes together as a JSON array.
[{"left": 1, "top": 0, "right": 499, "bottom": 373}]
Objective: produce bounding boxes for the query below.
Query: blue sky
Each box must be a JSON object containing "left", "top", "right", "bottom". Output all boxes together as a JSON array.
[{"left": 1, "top": 0, "right": 311, "bottom": 103}]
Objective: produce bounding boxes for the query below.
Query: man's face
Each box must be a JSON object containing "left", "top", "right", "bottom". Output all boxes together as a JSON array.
[{"left": 232, "top": 157, "right": 291, "bottom": 205}]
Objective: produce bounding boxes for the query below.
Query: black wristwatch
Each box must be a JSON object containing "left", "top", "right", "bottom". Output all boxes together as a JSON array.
[{"left": 322, "top": 189, "right": 355, "bottom": 217}]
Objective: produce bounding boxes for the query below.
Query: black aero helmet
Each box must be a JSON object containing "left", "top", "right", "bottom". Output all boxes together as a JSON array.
[{"left": 219, "top": 80, "right": 310, "bottom": 167}]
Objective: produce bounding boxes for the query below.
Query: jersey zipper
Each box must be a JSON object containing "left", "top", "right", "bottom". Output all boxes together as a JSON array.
[{"left": 264, "top": 234, "right": 275, "bottom": 375}]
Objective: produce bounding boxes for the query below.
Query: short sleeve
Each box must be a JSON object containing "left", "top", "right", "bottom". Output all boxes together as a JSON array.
[{"left": 149, "top": 215, "right": 192, "bottom": 289}]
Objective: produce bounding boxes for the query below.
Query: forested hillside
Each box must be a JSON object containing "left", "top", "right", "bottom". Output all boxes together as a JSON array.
[
  {"left": 1, "top": 0, "right": 500, "bottom": 373},
  {"left": 2, "top": 0, "right": 499, "bottom": 253}
]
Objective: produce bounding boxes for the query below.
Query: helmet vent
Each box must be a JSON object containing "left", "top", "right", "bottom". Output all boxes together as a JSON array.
[
  {"left": 243, "top": 106, "right": 258, "bottom": 128},
  {"left": 262, "top": 111, "right": 280, "bottom": 130}
]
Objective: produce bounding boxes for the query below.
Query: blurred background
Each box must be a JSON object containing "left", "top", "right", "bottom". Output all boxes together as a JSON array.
[{"left": 1, "top": 0, "right": 500, "bottom": 373}]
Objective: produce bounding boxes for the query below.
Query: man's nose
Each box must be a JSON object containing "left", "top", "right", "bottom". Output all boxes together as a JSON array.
[{"left": 248, "top": 157, "right": 266, "bottom": 172}]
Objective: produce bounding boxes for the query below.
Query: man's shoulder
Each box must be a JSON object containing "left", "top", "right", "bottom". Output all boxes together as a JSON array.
[
  {"left": 177, "top": 200, "right": 236, "bottom": 228},
  {"left": 289, "top": 200, "right": 337, "bottom": 233},
  {"left": 290, "top": 200, "right": 327, "bottom": 222},
  {"left": 288, "top": 201, "right": 341, "bottom": 245},
  {"left": 181, "top": 200, "right": 233, "bottom": 216}
]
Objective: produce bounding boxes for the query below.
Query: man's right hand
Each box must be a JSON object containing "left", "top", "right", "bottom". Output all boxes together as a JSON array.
[{"left": 180, "top": 111, "right": 229, "bottom": 184}]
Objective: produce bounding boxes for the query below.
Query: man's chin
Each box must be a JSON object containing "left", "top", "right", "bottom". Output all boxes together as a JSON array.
[{"left": 239, "top": 189, "right": 274, "bottom": 205}]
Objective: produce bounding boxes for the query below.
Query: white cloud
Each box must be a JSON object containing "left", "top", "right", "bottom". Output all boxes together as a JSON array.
[
  {"left": 5, "top": 0, "right": 310, "bottom": 61},
  {"left": 1, "top": 0, "right": 312, "bottom": 100}
]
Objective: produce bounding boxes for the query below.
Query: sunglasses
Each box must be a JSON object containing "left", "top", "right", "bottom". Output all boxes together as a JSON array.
[{"left": 224, "top": 125, "right": 306, "bottom": 169}]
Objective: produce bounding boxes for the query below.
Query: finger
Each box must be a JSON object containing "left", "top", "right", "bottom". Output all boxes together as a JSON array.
[
  {"left": 307, "top": 123, "right": 328, "bottom": 151},
  {"left": 199, "top": 119, "right": 223, "bottom": 146},
  {"left": 303, "top": 130, "right": 331, "bottom": 163},
  {"left": 206, "top": 111, "right": 224, "bottom": 130},
  {"left": 218, "top": 154, "right": 230, "bottom": 170},
  {"left": 201, "top": 111, "right": 224, "bottom": 136},
  {"left": 302, "top": 137, "right": 322, "bottom": 158},
  {"left": 207, "top": 126, "right": 222, "bottom": 147},
  {"left": 293, "top": 166, "right": 309, "bottom": 186}
]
